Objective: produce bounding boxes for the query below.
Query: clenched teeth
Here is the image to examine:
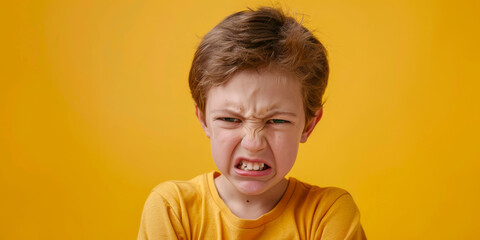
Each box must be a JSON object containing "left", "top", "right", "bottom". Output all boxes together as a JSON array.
[{"left": 238, "top": 161, "right": 268, "bottom": 171}]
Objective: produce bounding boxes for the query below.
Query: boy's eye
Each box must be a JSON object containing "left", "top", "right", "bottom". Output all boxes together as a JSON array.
[
  {"left": 218, "top": 117, "right": 241, "bottom": 123},
  {"left": 267, "top": 119, "right": 290, "bottom": 124}
]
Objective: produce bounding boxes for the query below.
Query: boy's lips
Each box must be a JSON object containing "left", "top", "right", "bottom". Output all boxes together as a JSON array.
[{"left": 234, "top": 157, "right": 271, "bottom": 168}]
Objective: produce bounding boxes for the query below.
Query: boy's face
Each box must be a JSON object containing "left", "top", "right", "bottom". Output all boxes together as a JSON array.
[{"left": 197, "top": 68, "right": 320, "bottom": 196}]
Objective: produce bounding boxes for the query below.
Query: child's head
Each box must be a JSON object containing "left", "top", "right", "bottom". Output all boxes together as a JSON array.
[
  {"left": 189, "top": 7, "right": 329, "bottom": 196},
  {"left": 189, "top": 7, "right": 329, "bottom": 127}
]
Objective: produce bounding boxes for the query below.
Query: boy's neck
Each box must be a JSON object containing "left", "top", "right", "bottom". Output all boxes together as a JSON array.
[{"left": 214, "top": 174, "right": 289, "bottom": 220}]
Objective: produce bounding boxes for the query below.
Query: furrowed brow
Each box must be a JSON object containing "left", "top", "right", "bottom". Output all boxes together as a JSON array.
[
  {"left": 249, "top": 110, "right": 298, "bottom": 120},
  {"left": 267, "top": 110, "right": 297, "bottom": 118},
  {"left": 210, "top": 109, "right": 243, "bottom": 117},
  {"left": 210, "top": 109, "right": 297, "bottom": 119}
]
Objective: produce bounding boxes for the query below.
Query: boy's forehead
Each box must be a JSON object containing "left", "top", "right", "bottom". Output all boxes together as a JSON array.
[
  {"left": 208, "top": 70, "right": 298, "bottom": 95},
  {"left": 212, "top": 68, "right": 298, "bottom": 91},
  {"left": 205, "top": 69, "right": 304, "bottom": 115}
]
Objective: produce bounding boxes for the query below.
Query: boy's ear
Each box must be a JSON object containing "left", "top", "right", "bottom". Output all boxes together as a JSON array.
[
  {"left": 300, "top": 108, "right": 323, "bottom": 143},
  {"left": 195, "top": 106, "right": 210, "bottom": 138}
]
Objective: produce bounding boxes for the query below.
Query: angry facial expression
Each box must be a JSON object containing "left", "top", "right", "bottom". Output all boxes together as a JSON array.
[{"left": 197, "top": 68, "right": 320, "bottom": 196}]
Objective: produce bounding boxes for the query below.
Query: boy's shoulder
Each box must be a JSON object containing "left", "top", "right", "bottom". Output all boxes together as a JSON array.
[
  {"left": 288, "top": 178, "right": 365, "bottom": 238},
  {"left": 292, "top": 177, "right": 349, "bottom": 198},
  {"left": 151, "top": 172, "right": 209, "bottom": 203},
  {"left": 146, "top": 172, "right": 220, "bottom": 214},
  {"left": 290, "top": 178, "right": 356, "bottom": 213}
]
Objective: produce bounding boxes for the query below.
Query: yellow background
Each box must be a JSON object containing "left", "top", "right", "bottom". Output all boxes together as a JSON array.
[{"left": 2, "top": 0, "right": 479, "bottom": 239}]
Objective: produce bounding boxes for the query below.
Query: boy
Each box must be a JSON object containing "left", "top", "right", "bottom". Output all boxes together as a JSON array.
[{"left": 138, "top": 7, "right": 366, "bottom": 239}]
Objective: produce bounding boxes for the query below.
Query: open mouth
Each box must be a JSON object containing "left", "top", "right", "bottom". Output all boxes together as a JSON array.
[{"left": 236, "top": 160, "right": 271, "bottom": 171}]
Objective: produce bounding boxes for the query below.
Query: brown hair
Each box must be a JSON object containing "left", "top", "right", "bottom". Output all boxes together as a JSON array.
[{"left": 189, "top": 7, "right": 329, "bottom": 125}]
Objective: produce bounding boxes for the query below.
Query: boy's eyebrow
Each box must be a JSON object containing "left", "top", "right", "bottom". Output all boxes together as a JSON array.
[
  {"left": 210, "top": 109, "right": 243, "bottom": 116},
  {"left": 210, "top": 109, "right": 298, "bottom": 118},
  {"left": 266, "top": 110, "right": 298, "bottom": 117}
]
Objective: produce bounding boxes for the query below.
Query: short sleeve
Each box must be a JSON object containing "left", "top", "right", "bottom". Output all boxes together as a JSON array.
[
  {"left": 317, "top": 193, "right": 366, "bottom": 240},
  {"left": 137, "top": 191, "right": 187, "bottom": 240}
]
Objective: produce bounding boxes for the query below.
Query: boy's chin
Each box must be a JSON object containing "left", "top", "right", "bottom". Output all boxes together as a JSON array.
[
  {"left": 235, "top": 182, "right": 270, "bottom": 196},
  {"left": 230, "top": 177, "right": 286, "bottom": 196}
]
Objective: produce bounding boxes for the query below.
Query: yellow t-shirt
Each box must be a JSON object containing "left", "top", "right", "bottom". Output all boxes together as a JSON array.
[{"left": 138, "top": 172, "right": 366, "bottom": 240}]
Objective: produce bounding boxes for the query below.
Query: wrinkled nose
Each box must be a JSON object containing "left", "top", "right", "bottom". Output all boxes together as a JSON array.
[{"left": 241, "top": 128, "right": 266, "bottom": 152}]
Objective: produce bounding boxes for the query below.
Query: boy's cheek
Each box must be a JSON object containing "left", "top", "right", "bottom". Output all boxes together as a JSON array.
[{"left": 212, "top": 130, "right": 241, "bottom": 143}]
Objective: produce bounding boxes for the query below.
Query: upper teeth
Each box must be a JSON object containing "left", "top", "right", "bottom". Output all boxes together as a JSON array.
[{"left": 240, "top": 161, "right": 266, "bottom": 171}]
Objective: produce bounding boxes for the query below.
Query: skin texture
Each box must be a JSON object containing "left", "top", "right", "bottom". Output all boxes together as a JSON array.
[{"left": 196, "top": 68, "right": 322, "bottom": 219}]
